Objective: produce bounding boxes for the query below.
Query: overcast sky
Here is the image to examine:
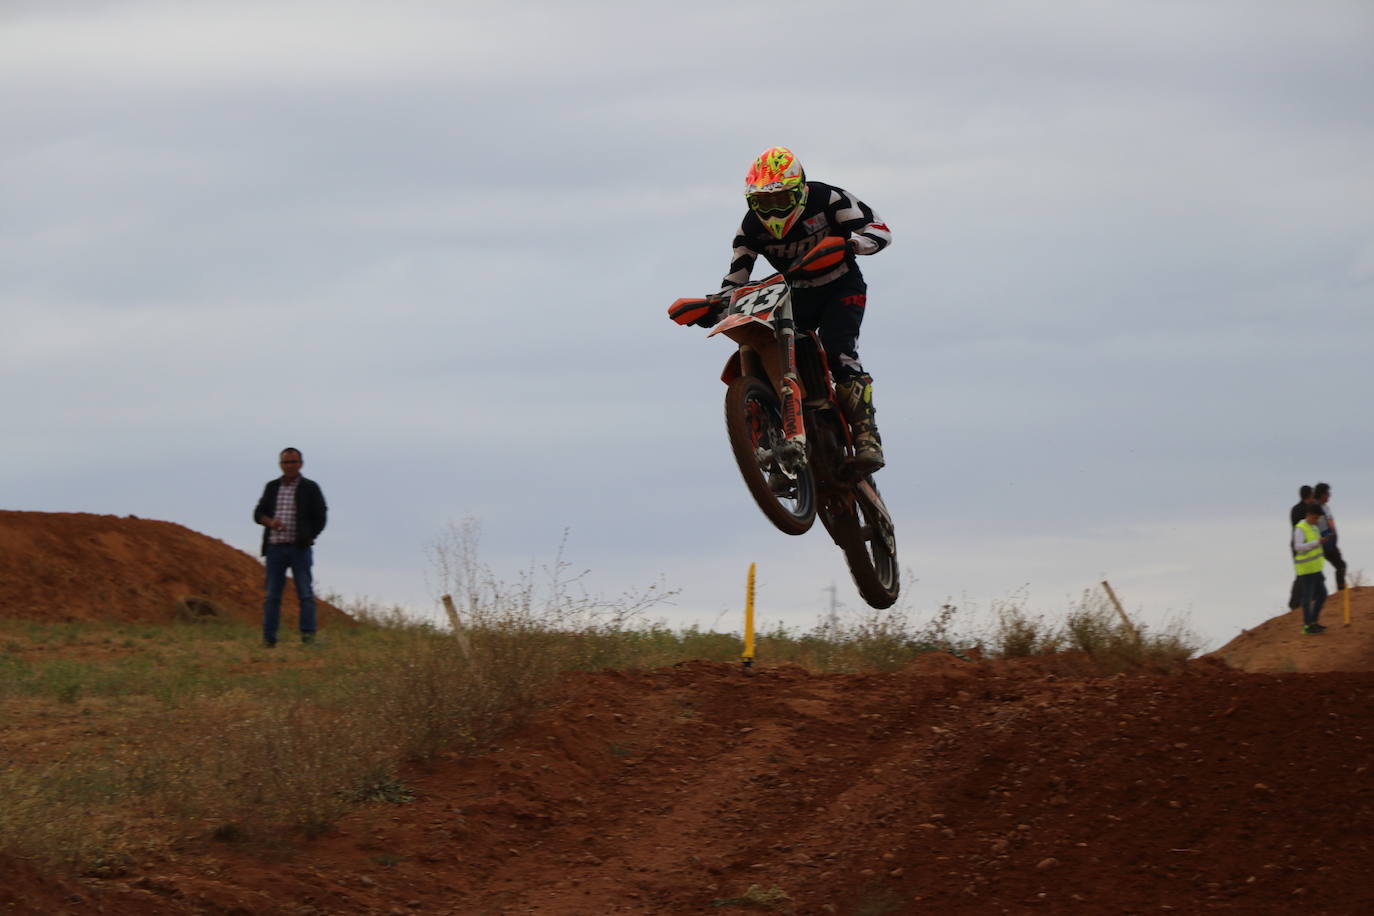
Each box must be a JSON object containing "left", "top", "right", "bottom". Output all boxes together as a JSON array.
[{"left": 4, "top": 0, "right": 1372, "bottom": 650}]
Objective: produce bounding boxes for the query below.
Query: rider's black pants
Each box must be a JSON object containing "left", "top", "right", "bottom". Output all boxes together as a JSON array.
[{"left": 790, "top": 273, "right": 868, "bottom": 383}]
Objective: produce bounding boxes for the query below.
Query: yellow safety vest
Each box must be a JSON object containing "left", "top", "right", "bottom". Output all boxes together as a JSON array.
[{"left": 1293, "top": 520, "right": 1324, "bottom": 575}]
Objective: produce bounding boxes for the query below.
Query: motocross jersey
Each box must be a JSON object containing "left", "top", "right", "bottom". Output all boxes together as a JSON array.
[{"left": 721, "top": 181, "right": 891, "bottom": 291}]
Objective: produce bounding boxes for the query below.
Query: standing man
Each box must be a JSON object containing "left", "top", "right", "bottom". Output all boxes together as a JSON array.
[
  {"left": 1293, "top": 503, "right": 1330, "bottom": 635},
  {"left": 253, "top": 447, "right": 327, "bottom": 647},
  {"left": 1287, "top": 484, "right": 1315, "bottom": 613},
  {"left": 1313, "top": 482, "right": 1347, "bottom": 593}
]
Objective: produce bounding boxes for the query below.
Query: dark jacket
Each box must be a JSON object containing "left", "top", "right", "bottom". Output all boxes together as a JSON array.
[{"left": 254, "top": 477, "right": 327, "bottom": 555}]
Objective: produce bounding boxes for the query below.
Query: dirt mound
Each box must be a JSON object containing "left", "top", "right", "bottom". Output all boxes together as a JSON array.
[
  {"left": 29, "top": 656, "right": 1374, "bottom": 914},
  {"left": 0, "top": 510, "right": 349, "bottom": 627},
  {"left": 1206, "top": 585, "right": 1374, "bottom": 673}
]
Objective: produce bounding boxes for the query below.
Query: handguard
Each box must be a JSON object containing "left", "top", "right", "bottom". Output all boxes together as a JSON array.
[
  {"left": 787, "top": 236, "right": 849, "bottom": 278},
  {"left": 669, "top": 295, "right": 726, "bottom": 327},
  {"left": 668, "top": 297, "right": 713, "bottom": 325}
]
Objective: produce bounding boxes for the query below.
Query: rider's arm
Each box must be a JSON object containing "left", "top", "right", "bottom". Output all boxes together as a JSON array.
[
  {"left": 721, "top": 222, "right": 760, "bottom": 290},
  {"left": 828, "top": 186, "right": 891, "bottom": 256}
]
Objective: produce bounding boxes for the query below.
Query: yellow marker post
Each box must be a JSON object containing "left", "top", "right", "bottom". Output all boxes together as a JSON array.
[{"left": 742, "top": 562, "right": 756, "bottom": 670}]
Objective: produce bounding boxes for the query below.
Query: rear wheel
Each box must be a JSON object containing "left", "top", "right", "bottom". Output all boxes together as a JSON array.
[
  {"left": 724, "top": 376, "right": 816, "bottom": 535},
  {"left": 822, "top": 481, "right": 899, "bottom": 608}
]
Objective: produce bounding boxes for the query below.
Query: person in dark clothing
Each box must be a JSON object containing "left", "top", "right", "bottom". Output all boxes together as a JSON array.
[
  {"left": 252, "top": 447, "right": 327, "bottom": 647},
  {"left": 1314, "top": 482, "right": 1347, "bottom": 592},
  {"left": 1288, "top": 484, "right": 1315, "bottom": 612},
  {"left": 1290, "top": 485, "right": 1315, "bottom": 527}
]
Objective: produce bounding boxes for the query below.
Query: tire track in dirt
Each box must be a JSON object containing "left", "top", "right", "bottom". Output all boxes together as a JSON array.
[
  {"left": 282, "top": 657, "right": 1374, "bottom": 914},
  {"left": 434, "top": 661, "right": 974, "bottom": 914}
]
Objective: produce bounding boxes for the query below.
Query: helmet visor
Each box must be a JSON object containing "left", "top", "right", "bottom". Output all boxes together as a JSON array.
[{"left": 748, "top": 189, "right": 796, "bottom": 215}]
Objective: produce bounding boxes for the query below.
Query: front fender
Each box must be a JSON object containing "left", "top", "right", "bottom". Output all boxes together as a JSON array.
[
  {"left": 720, "top": 349, "right": 767, "bottom": 386},
  {"left": 720, "top": 351, "right": 743, "bottom": 385}
]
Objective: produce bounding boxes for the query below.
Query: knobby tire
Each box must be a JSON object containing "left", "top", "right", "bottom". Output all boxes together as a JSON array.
[
  {"left": 824, "top": 484, "right": 900, "bottom": 609},
  {"left": 723, "top": 376, "right": 816, "bottom": 536}
]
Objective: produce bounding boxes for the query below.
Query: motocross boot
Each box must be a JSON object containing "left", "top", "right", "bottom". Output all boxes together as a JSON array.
[{"left": 835, "top": 373, "right": 885, "bottom": 471}]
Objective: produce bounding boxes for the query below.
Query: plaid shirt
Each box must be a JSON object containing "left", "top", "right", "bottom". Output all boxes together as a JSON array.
[{"left": 269, "top": 478, "right": 299, "bottom": 544}]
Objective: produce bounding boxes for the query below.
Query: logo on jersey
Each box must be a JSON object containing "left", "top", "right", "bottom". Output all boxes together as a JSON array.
[
  {"left": 763, "top": 228, "right": 827, "bottom": 262},
  {"left": 803, "top": 213, "right": 828, "bottom": 233}
]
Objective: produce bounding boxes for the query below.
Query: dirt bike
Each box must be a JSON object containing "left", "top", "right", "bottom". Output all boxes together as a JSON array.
[{"left": 668, "top": 237, "right": 900, "bottom": 609}]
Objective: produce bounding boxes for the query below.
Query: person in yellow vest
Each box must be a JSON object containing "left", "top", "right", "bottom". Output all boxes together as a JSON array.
[
  {"left": 1293, "top": 503, "right": 1332, "bottom": 634},
  {"left": 1287, "top": 484, "right": 1316, "bottom": 613}
]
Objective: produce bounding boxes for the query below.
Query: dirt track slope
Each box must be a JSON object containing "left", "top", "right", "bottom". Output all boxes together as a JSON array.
[
  {"left": 1207, "top": 585, "right": 1374, "bottom": 673},
  {"left": 7, "top": 656, "right": 1374, "bottom": 915},
  {"left": 0, "top": 511, "right": 349, "bottom": 627}
]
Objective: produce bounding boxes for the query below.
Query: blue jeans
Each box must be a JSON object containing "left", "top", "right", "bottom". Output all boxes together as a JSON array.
[
  {"left": 1296, "top": 571, "right": 1326, "bottom": 626},
  {"left": 263, "top": 544, "right": 316, "bottom": 643}
]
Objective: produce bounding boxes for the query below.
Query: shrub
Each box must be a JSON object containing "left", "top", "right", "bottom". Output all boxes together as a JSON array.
[{"left": 990, "top": 598, "right": 1063, "bottom": 658}]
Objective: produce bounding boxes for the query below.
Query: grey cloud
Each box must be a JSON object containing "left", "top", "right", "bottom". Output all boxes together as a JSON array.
[{"left": 3, "top": 1, "right": 1372, "bottom": 652}]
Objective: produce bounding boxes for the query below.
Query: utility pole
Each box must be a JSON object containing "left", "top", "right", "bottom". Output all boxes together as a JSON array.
[{"left": 825, "top": 583, "right": 840, "bottom": 631}]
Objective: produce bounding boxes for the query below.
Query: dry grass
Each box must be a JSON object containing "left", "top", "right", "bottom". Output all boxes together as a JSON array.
[
  {"left": 987, "top": 587, "right": 1198, "bottom": 670},
  {"left": 755, "top": 599, "right": 965, "bottom": 673},
  {"left": 0, "top": 615, "right": 577, "bottom": 870}
]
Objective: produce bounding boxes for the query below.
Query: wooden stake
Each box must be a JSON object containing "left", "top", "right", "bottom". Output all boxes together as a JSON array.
[
  {"left": 440, "top": 594, "right": 474, "bottom": 660},
  {"left": 1101, "top": 580, "right": 1141, "bottom": 642}
]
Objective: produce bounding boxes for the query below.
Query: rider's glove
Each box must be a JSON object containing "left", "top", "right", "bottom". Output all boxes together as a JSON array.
[{"left": 693, "top": 307, "right": 723, "bottom": 328}]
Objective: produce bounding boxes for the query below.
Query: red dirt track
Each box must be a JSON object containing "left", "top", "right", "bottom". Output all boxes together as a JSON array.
[{"left": 3, "top": 514, "right": 1374, "bottom": 914}]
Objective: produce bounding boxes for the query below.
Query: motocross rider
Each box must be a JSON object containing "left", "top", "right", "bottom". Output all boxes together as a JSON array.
[{"left": 710, "top": 146, "right": 892, "bottom": 470}]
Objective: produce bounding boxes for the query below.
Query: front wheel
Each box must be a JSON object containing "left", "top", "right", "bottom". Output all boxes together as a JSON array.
[
  {"left": 724, "top": 376, "right": 816, "bottom": 535},
  {"left": 823, "top": 481, "right": 899, "bottom": 608}
]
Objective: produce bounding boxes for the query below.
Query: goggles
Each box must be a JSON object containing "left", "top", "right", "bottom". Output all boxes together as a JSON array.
[{"left": 748, "top": 189, "right": 797, "bottom": 215}]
